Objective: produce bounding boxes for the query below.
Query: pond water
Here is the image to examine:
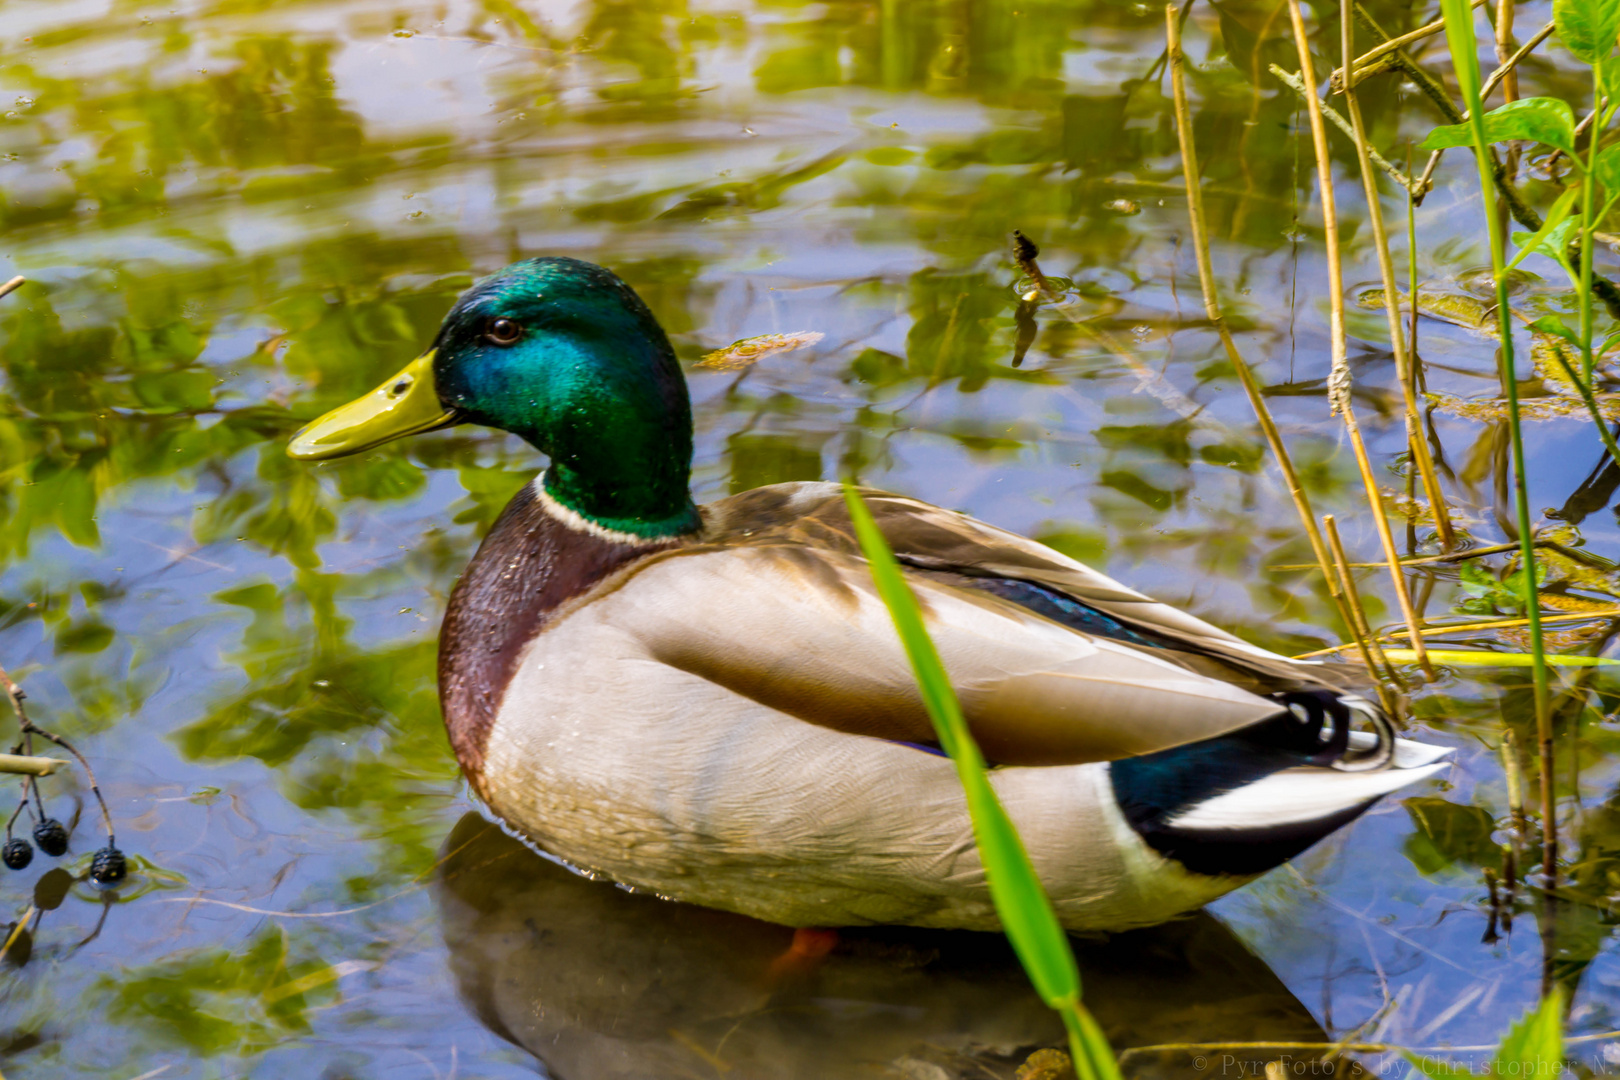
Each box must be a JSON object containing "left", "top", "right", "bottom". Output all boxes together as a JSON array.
[{"left": 1, "top": 0, "right": 1619, "bottom": 1076}]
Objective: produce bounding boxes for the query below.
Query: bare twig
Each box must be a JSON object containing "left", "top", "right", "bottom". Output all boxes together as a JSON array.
[
  {"left": 1330, "top": 0, "right": 1489, "bottom": 87},
  {"left": 1482, "top": 20, "right": 1552, "bottom": 103},
  {"left": 1268, "top": 65, "right": 1421, "bottom": 193},
  {"left": 1415, "top": 149, "right": 1443, "bottom": 201},
  {"left": 0, "top": 276, "right": 25, "bottom": 301},
  {"left": 0, "top": 665, "right": 116, "bottom": 845}
]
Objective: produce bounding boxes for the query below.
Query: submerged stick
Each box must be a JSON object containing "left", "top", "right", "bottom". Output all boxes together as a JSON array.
[
  {"left": 1338, "top": 3, "right": 1457, "bottom": 552},
  {"left": 1289, "top": 0, "right": 1434, "bottom": 675},
  {"left": 1168, "top": 7, "right": 1354, "bottom": 638}
]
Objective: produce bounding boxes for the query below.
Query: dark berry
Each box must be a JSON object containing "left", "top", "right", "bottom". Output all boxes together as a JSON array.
[
  {"left": 89, "top": 844, "right": 126, "bottom": 886},
  {"left": 31, "top": 819, "right": 66, "bottom": 857},
  {"left": 3, "top": 839, "right": 32, "bottom": 871}
]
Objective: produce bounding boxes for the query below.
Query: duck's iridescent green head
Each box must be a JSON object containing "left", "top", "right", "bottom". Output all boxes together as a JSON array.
[{"left": 288, "top": 257, "right": 700, "bottom": 539}]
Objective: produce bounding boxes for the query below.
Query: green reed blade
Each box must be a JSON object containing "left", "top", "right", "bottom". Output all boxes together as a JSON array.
[
  {"left": 1437, "top": 0, "right": 1557, "bottom": 881},
  {"left": 842, "top": 481, "right": 1121, "bottom": 1080}
]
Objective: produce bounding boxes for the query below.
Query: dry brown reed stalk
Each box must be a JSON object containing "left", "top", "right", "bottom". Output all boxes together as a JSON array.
[
  {"left": 1324, "top": 515, "right": 1401, "bottom": 711},
  {"left": 1493, "top": 0, "right": 1521, "bottom": 103},
  {"left": 1166, "top": 5, "right": 1355, "bottom": 638},
  {"left": 1287, "top": 0, "right": 1434, "bottom": 675},
  {"left": 1338, "top": 0, "right": 1457, "bottom": 552},
  {"left": 0, "top": 276, "right": 25, "bottom": 301}
]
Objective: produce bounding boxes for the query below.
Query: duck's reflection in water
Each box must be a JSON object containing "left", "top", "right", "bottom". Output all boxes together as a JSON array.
[{"left": 435, "top": 813, "right": 1357, "bottom": 1079}]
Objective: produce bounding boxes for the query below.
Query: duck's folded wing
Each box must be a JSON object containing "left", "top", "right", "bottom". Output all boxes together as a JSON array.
[
  {"left": 597, "top": 542, "right": 1289, "bottom": 766},
  {"left": 703, "top": 482, "right": 1366, "bottom": 699}
]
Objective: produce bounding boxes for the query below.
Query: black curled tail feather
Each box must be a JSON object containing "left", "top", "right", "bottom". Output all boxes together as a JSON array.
[
  {"left": 1108, "top": 688, "right": 1399, "bottom": 877},
  {"left": 1255, "top": 690, "right": 1395, "bottom": 773}
]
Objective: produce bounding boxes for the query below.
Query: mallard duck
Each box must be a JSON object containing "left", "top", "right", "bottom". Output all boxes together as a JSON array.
[{"left": 288, "top": 257, "right": 1449, "bottom": 932}]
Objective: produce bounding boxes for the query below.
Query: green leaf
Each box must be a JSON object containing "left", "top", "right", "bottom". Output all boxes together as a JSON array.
[
  {"left": 1507, "top": 188, "right": 1580, "bottom": 270},
  {"left": 1601, "top": 52, "right": 1620, "bottom": 96},
  {"left": 1555, "top": 0, "right": 1620, "bottom": 63},
  {"left": 1494, "top": 989, "right": 1564, "bottom": 1073},
  {"left": 1598, "top": 142, "right": 1620, "bottom": 193},
  {"left": 1530, "top": 313, "right": 1582, "bottom": 346},
  {"left": 1421, "top": 98, "right": 1577, "bottom": 155},
  {"left": 1383, "top": 649, "right": 1619, "bottom": 666}
]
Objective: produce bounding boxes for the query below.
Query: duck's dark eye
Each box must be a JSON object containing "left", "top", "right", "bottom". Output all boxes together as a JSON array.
[{"left": 486, "top": 317, "right": 522, "bottom": 346}]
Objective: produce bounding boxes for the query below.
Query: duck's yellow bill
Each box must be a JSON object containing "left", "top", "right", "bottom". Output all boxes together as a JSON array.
[{"left": 287, "top": 352, "right": 457, "bottom": 460}]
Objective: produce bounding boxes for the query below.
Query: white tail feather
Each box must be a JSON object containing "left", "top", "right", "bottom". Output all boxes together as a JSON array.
[{"left": 1164, "top": 738, "right": 1451, "bottom": 831}]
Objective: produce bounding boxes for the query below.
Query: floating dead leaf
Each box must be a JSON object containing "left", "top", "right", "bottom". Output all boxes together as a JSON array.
[
  {"left": 696, "top": 331, "right": 823, "bottom": 371},
  {"left": 1531, "top": 333, "right": 1585, "bottom": 394},
  {"left": 1015, "top": 1049, "right": 1073, "bottom": 1080},
  {"left": 1426, "top": 391, "right": 1620, "bottom": 423},
  {"left": 1539, "top": 592, "right": 1620, "bottom": 614},
  {"left": 1357, "top": 288, "right": 1498, "bottom": 336}
]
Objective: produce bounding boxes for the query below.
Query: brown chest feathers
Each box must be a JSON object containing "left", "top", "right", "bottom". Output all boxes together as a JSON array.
[{"left": 437, "top": 480, "right": 678, "bottom": 788}]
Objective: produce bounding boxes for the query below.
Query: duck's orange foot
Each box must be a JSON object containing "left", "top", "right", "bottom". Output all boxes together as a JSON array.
[{"left": 766, "top": 927, "right": 839, "bottom": 983}]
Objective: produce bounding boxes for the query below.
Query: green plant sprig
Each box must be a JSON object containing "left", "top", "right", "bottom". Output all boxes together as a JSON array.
[
  {"left": 841, "top": 481, "right": 1121, "bottom": 1080},
  {"left": 1422, "top": 15, "right": 1620, "bottom": 466}
]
